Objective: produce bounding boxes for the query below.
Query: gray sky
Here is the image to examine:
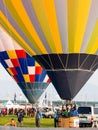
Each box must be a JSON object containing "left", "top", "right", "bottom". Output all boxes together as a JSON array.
[{"left": 0, "top": 63, "right": 98, "bottom": 102}]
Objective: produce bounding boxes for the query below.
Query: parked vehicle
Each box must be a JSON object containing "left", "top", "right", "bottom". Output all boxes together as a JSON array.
[
  {"left": 41, "top": 107, "right": 54, "bottom": 118},
  {"left": 78, "top": 105, "right": 98, "bottom": 127},
  {"left": 43, "top": 110, "right": 54, "bottom": 118}
]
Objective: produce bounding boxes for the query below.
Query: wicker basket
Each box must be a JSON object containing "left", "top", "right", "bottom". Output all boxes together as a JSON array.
[
  {"left": 58, "top": 117, "right": 70, "bottom": 128},
  {"left": 58, "top": 116, "right": 79, "bottom": 128},
  {"left": 69, "top": 116, "right": 79, "bottom": 128}
]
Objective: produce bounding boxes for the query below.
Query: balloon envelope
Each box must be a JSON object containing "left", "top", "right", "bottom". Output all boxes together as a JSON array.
[
  {"left": 0, "top": 0, "right": 98, "bottom": 99},
  {"left": 0, "top": 28, "right": 50, "bottom": 103}
]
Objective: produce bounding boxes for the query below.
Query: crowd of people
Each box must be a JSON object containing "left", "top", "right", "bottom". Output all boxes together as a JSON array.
[
  {"left": 3, "top": 107, "right": 42, "bottom": 127},
  {"left": 0, "top": 107, "right": 35, "bottom": 116},
  {"left": 1, "top": 100, "right": 78, "bottom": 128},
  {"left": 34, "top": 101, "right": 78, "bottom": 128}
]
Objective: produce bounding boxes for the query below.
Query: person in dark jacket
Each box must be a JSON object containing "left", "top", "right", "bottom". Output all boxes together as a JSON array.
[{"left": 17, "top": 109, "right": 25, "bottom": 127}]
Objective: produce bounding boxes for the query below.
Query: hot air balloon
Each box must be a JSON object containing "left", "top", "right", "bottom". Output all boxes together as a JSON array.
[
  {"left": 0, "top": 27, "right": 50, "bottom": 103},
  {"left": 0, "top": 0, "right": 98, "bottom": 100}
]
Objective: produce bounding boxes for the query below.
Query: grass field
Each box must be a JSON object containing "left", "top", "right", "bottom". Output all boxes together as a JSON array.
[{"left": 0, "top": 115, "right": 54, "bottom": 128}]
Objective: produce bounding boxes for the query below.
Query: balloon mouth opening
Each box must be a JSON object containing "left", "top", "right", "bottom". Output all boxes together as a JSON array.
[{"left": 18, "top": 82, "right": 50, "bottom": 104}]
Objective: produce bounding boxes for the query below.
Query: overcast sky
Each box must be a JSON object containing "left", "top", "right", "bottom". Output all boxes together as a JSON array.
[{"left": 0, "top": 63, "right": 98, "bottom": 102}]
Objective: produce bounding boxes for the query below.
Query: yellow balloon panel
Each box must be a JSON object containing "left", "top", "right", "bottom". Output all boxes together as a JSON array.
[
  {"left": 68, "top": 0, "right": 91, "bottom": 53},
  {"left": 7, "top": 50, "right": 17, "bottom": 59},
  {"left": 23, "top": 74, "right": 30, "bottom": 82},
  {"left": 0, "top": 0, "right": 98, "bottom": 55}
]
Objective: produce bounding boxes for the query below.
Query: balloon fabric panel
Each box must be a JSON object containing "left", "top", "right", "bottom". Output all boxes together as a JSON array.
[
  {"left": 11, "top": 59, "right": 20, "bottom": 67},
  {"left": 0, "top": 51, "right": 9, "bottom": 60},
  {"left": 18, "top": 58, "right": 28, "bottom": 74},
  {"left": 15, "top": 50, "right": 26, "bottom": 58},
  {"left": 9, "top": 68, "right": 17, "bottom": 75},
  {"left": 27, "top": 58, "right": 35, "bottom": 66}
]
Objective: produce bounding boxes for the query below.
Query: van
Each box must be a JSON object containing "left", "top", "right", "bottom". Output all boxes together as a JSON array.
[{"left": 77, "top": 105, "right": 98, "bottom": 127}]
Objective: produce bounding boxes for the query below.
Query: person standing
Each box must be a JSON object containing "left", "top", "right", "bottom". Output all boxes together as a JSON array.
[
  {"left": 35, "top": 107, "right": 42, "bottom": 127},
  {"left": 54, "top": 108, "right": 61, "bottom": 127},
  {"left": 54, "top": 108, "right": 57, "bottom": 127},
  {"left": 17, "top": 109, "right": 25, "bottom": 127}
]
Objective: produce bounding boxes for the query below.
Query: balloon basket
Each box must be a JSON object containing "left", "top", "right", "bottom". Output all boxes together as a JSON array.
[
  {"left": 58, "top": 117, "right": 69, "bottom": 128},
  {"left": 58, "top": 116, "right": 79, "bottom": 128}
]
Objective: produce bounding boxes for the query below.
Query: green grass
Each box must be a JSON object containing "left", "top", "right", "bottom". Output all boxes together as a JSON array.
[{"left": 0, "top": 115, "right": 54, "bottom": 128}]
